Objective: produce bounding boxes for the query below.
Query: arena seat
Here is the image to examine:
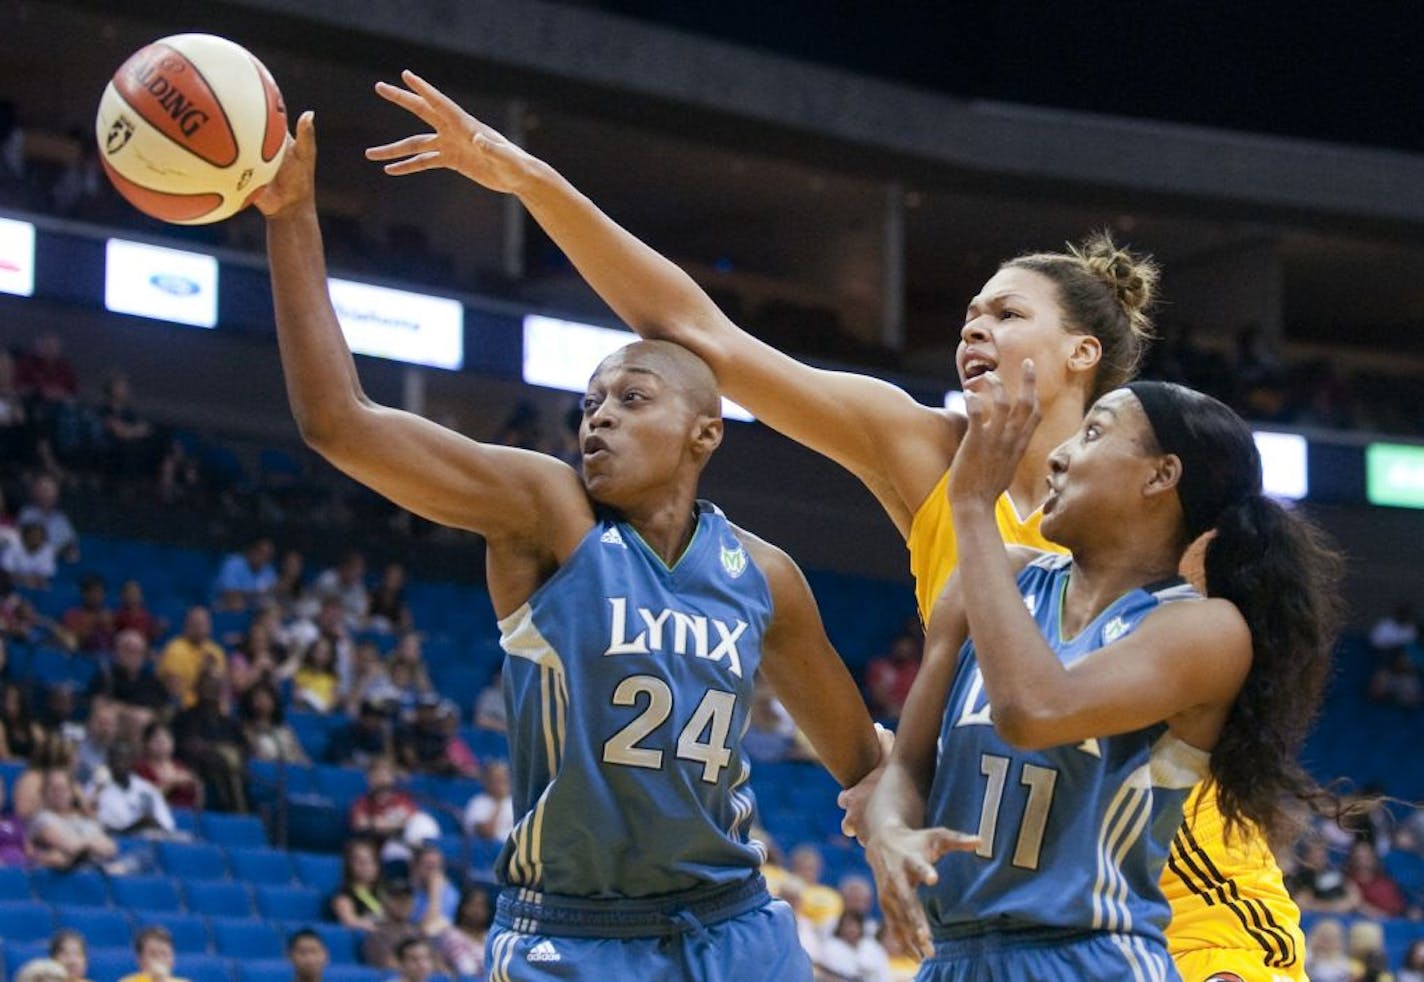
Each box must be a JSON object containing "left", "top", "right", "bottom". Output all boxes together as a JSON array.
[
  {"left": 312, "top": 765, "right": 367, "bottom": 805},
  {"left": 4, "top": 943, "right": 50, "bottom": 979},
  {"left": 226, "top": 846, "right": 296, "bottom": 885},
  {"left": 304, "top": 924, "right": 361, "bottom": 965},
  {"left": 0, "top": 865, "right": 30, "bottom": 901},
  {"left": 183, "top": 880, "right": 254, "bottom": 919},
  {"left": 110, "top": 874, "right": 183, "bottom": 913},
  {"left": 30, "top": 868, "right": 109, "bottom": 907},
  {"left": 133, "top": 912, "right": 209, "bottom": 954},
  {"left": 158, "top": 840, "right": 230, "bottom": 880},
  {"left": 290, "top": 851, "right": 344, "bottom": 896},
  {"left": 55, "top": 904, "right": 132, "bottom": 946},
  {"left": 236, "top": 959, "right": 294, "bottom": 982},
  {"left": 180, "top": 954, "right": 238, "bottom": 982},
  {"left": 210, "top": 916, "right": 284, "bottom": 959},
  {"left": 253, "top": 884, "right": 322, "bottom": 922},
  {"left": 0, "top": 900, "right": 55, "bottom": 939},
  {"left": 85, "top": 945, "right": 141, "bottom": 982},
  {"left": 200, "top": 813, "right": 268, "bottom": 848},
  {"left": 323, "top": 965, "right": 386, "bottom": 982}
]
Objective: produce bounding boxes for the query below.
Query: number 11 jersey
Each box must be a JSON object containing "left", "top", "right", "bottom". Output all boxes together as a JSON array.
[
  {"left": 923, "top": 553, "right": 1210, "bottom": 947},
  {"left": 495, "top": 501, "right": 771, "bottom": 899}
]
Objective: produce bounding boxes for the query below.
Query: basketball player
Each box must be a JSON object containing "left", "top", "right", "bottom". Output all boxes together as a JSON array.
[
  {"left": 255, "top": 114, "right": 902, "bottom": 982},
  {"left": 863, "top": 372, "right": 1341, "bottom": 980},
  {"left": 366, "top": 70, "right": 1314, "bottom": 981}
]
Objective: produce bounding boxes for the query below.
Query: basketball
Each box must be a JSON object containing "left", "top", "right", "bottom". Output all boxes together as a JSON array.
[{"left": 95, "top": 33, "right": 287, "bottom": 225}]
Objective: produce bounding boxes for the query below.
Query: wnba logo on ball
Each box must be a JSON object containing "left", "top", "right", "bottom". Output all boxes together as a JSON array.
[{"left": 106, "top": 116, "right": 135, "bottom": 155}]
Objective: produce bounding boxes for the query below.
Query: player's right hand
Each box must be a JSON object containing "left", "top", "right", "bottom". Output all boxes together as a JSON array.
[
  {"left": 865, "top": 824, "right": 978, "bottom": 961},
  {"left": 367, "top": 70, "right": 535, "bottom": 194},
  {"left": 252, "top": 110, "right": 317, "bottom": 220}
]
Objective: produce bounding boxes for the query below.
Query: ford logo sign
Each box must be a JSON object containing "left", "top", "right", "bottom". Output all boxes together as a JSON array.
[{"left": 149, "top": 273, "right": 200, "bottom": 296}]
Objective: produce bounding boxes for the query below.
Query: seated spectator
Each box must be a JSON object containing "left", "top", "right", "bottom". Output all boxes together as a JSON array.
[
  {"left": 410, "top": 844, "right": 459, "bottom": 933},
  {"left": 86, "top": 629, "right": 171, "bottom": 732},
  {"left": 366, "top": 562, "right": 413, "bottom": 635},
  {"left": 61, "top": 574, "right": 115, "bottom": 655},
  {"left": 386, "top": 634, "right": 432, "bottom": 709},
  {"left": 14, "top": 959, "right": 67, "bottom": 982},
  {"left": 211, "top": 537, "right": 277, "bottom": 612},
  {"left": 97, "top": 373, "right": 159, "bottom": 478},
  {"left": 361, "top": 877, "right": 422, "bottom": 970},
  {"left": 171, "top": 669, "right": 247, "bottom": 812},
  {"left": 72, "top": 696, "right": 120, "bottom": 786},
  {"left": 0, "top": 780, "right": 29, "bottom": 865},
  {"left": 38, "top": 684, "right": 82, "bottom": 745},
  {"left": 390, "top": 936, "right": 438, "bottom": 982},
  {"left": 287, "top": 929, "right": 328, "bottom": 982},
  {"left": 29, "top": 767, "right": 118, "bottom": 869},
  {"left": 472, "top": 668, "right": 506, "bottom": 732},
  {"left": 462, "top": 761, "right": 513, "bottom": 843},
  {"left": 272, "top": 548, "right": 308, "bottom": 618},
  {"left": 0, "top": 350, "right": 31, "bottom": 466},
  {"left": 228, "top": 609, "right": 291, "bottom": 695},
  {"left": 285, "top": 598, "right": 354, "bottom": 693},
  {"left": 816, "top": 910, "right": 891, "bottom": 982},
  {"left": 48, "top": 930, "right": 89, "bottom": 982},
  {"left": 768, "top": 874, "right": 822, "bottom": 966},
  {"left": 135, "top": 722, "right": 203, "bottom": 811},
  {"left": 329, "top": 837, "right": 385, "bottom": 931},
  {"left": 327, "top": 699, "right": 393, "bottom": 768},
  {"left": 838, "top": 873, "right": 878, "bottom": 935},
  {"left": 113, "top": 580, "right": 164, "bottom": 643},
  {"left": 119, "top": 926, "right": 188, "bottom": 982},
  {"left": 16, "top": 473, "right": 78, "bottom": 562},
  {"left": 1368, "top": 649, "right": 1421, "bottom": 708},
  {"left": 1286, "top": 839, "right": 1361, "bottom": 913},
  {"left": 158, "top": 607, "right": 226, "bottom": 708},
  {"left": 1345, "top": 840, "right": 1407, "bottom": 918},
  {"left": 789, "top": 843, "right": 844, "bottom": 931},
  {"left": 1347, "top": 920, "right": 1392, "bottom": 982},
  {"left": 395, "top": 695, "right": 456, "bottom": 776},
  {"left": 1370, "top": 602, "right": 1418, "bottom": 658},
  {"left": 1, "top": 679, "right": 43, "bottom": 760},
  {"left": 3, "top": 521, "right": 57, "bottom": 588},
  {"left": 439, "top": 701, "right": 479, "bottom": 780},
  {"left": 437, "top": 888, "right": 492, "bottom": 980},
  {"left": 349, "top": 757, "right": 419, "bottom": 849},
  {"left": 310, "top": 550, "right": 369, "bottom": 629},
  {"left": 239, "top": 680, "right": 309, "bottom": 764},
  {"left": 11, "top": 736, "right": 75, "bottom": 820},
  {"left": 864, "top": 632, "right": 922, "bottom": 721},
  {"left": 880, "top": 928, "right": 920, "bottom": 982},
  {"left": 293, "top": 638, "right": 341, "bottom": 713},
  {"left": 1401, "top": 939, "right": 1424, "bottom": 982},
  {"left": 90, "top": 740, "right": 176, "bottom": 837},
  {"left": 343, "top": 640, "right": 398, "bottom": 716}
]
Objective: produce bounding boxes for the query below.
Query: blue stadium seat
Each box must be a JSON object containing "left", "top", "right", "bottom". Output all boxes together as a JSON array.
[
  {"left": 84, "top": 945, "right": 139, "bottom": 982},
  {"left": 55, "top": 905, "right": 132, "bottom": 946},
  {"left": 30, "top": 868, "right": 109, "bottom": 907},
  {"left": 158, "top": 841, "right": 229, "bottom": 880},
  {"left": 0, "top": 900, "right": 55, "bottom": 938},
  {"left": 467, "top": 728, "right": 510, "bottom": 761},
  {"left": 291, "top": 852, "right": 343, "bottom": 896},
  {"left": 111, "top": 874, "right": 183, "bottom": 913},
  {"left": 312, "top": 765, "right": 367, "bottom": 804},
  {"left": 0, "top": 865, "right": 30, "bottom": 900},
  {"left": 201, "top": 813, "right": 268, "bottom": 848},
  {"left": 181, "top": 954, "right": 237, "bottom": 982},
  {"left": 5, "top": 943, "right": 51, "bottom": 980},
  {"left": 209, "top": 917, "right": 283, "bottom": 959},
  {"left": 133, "top": 912, "right": 209, "bottom": 954},
  {"left": 247, "top": 759, "right": 316, "bottom": 797},
  {"left": 0, "top": 759, "right": 24, "bottom": 796},
  {"left": 210, "top": 610, "right": 252, "bottom": 642},
  {"left": 236, "top": 960, "right": 293, "bottom": 982},
  {"left": 286, "top": 796, "right": 347, "bottom": 854},
  {"left": 305, "top": 924, "right": 361, "bottom": 965},
  {"left": 324, "top": 965, "right": 386, "bottom": 982},
  {"left": 253, "top": 884, "right": 322, "bottom": 922},
  {"left": 226, "top": 847, "right": 295, "bottom": 885},
  {"left": 290, "top": 716, "right": 338, "bottom": 762},
  {"left": 183, "top": 881, "right": 254, "bottom": 918},
  {"left": 172, "top": 808, "right": 200, "bottom": 835}
]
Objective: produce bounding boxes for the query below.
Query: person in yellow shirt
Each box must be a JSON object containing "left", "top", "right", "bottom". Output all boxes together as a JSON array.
[
  {"left": 158, "top": 607, "right": 225, "bottom": 708},
  {"left": 369, "top": 74, "right": 1318, "bottom": 979},
  {"left": 118, "top": 927, "right": 189, "bottom": 982}
]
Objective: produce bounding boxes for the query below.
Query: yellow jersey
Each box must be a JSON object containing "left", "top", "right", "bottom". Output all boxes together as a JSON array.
[{"left": 906, "top": 468, "right": 1305, "bottom": 978}]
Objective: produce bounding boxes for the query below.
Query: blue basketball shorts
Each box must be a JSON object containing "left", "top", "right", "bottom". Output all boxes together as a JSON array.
[
  {"left": 486, "top": 876, "right": 813, "bottom": 982},
  {"left": 918, "top": 925, "right": 1181, "bottom": 982}
]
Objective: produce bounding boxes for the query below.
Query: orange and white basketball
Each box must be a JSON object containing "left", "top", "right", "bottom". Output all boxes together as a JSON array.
[{"left": 95, "top": 34, "right": 287, "bottom": 225}]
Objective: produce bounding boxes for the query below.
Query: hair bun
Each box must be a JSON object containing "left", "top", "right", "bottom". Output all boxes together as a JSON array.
[{"left": 1070, "top": 230, "right": 1159, "bottom": 338}]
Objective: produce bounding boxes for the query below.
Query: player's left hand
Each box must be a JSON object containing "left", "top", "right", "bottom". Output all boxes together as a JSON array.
[
  {"left": 948, "top": 360, "right": 1040, "bottom": 508},
  {"left": 866, "top": 824, "right": 979, "bottom": 960},
  {"left": 836, "top": 723, "right": 894, "bottom": 844}
]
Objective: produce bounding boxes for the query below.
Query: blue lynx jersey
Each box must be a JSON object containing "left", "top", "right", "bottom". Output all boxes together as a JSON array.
[
  {"left": 495, "top": 501, "right": 771, "bottom": 899},
  {"left": 923, "top": 553, "right": 1210, "bottom": 947}
]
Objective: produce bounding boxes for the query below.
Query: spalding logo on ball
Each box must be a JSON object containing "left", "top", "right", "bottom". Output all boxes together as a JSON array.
[{"left": 96, "top": 34, "right": 287, "bottom": 225}]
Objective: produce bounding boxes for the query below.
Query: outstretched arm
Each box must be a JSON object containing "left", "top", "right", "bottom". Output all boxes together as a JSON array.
[
  {"left": 367, "top": 72, "right": 959, "bottom": 534},
  {"left": 254, "top": 113, "right": 591, "bottom": 556}
]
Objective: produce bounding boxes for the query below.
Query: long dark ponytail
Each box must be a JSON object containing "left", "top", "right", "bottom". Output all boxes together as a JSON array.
[
  {"left": 1126, "top": 381, "right": 1346, "bottom": 843},
  {"left": 1203, "top": 494, "right": 1345, "bottom": 843}
]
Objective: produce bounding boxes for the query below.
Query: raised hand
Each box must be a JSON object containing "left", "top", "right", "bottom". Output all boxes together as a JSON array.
[
  {"left": 948, "top": 359, "right": 1041, "bottom": 508},
  {"left": 866, "top": 824, "right": 979, "bottom": 959},
  {"left": 366, "top": 70, "right": 535, "bottom": 193},
  {"left": 251, "top": 111, "right": 316, "bottom": 220}
]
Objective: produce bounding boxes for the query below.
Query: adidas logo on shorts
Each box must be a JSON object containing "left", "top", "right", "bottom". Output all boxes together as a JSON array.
[{"left": 526, "top": 940, "right": 561, "bottom": 963}]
